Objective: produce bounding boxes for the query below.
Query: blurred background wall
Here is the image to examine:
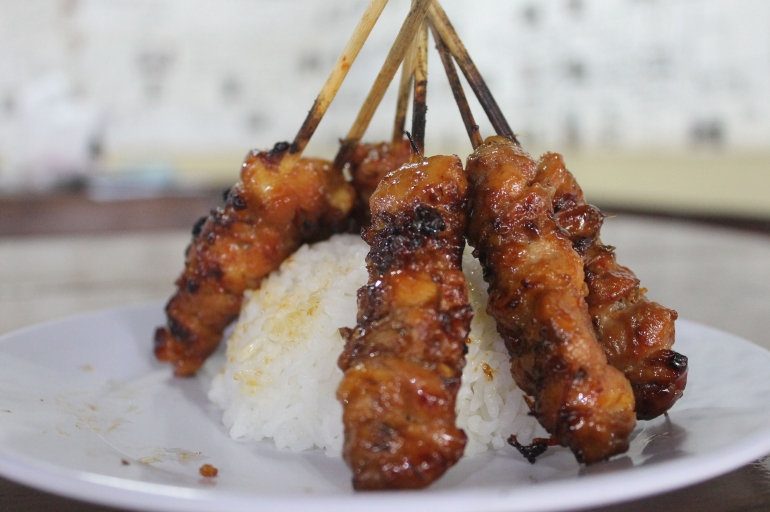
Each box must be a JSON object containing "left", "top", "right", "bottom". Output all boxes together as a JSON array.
[{"left": 1, "top": 0, "right": 768, "bottom": 216}]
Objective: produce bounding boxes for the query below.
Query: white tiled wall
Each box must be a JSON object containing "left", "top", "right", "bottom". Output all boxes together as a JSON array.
[{"left": 1, "top": 0, "right": 768, "bottom": 189}]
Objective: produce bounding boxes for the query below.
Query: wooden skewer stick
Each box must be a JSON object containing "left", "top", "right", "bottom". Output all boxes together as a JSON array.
[
  {"left": 430, "top": 24, "right": 483, "bottom": 149},
  {"left": 335, "top": 0, "right": 434, "bottom": 169},
  {"left": 391, "top": 33, "right": 417, "bottom": 144},
  {"left": 282, "top": 0, "right": 390, "bottom": 171},
  {"left": 410, "top": 21, "right": 429, "bottom": 155},
  {"left": 427, "top": 1, "right": 519, "bottom": 145}
]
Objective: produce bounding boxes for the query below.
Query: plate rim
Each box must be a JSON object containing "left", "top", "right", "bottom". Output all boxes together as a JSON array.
[{"left": 1, "top": 302, "right": 769, "bottom": 512}]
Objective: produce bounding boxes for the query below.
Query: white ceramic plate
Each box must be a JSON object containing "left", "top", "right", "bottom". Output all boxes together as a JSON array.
[{"left": 1, "top": 302, "right": 769, "bottom": 512}]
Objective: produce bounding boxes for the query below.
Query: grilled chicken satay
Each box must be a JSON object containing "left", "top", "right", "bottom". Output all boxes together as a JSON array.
[
  {"left": 345, "top": 138, "right": 413, "bottom": 227},
  {"left": 337, "top": 154, "right": 472, "bottom": 490},
  {"left": 535, "top": 153, "right": 687, "bottom": 420},
  {"left": 465, "top": 136, "right": 636, "bottom": 464},
  {"left": 155, "top": 142, "right": 355, "bottom": 376}
]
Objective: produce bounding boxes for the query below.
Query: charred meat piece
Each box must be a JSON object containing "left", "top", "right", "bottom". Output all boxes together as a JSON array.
[
  {"left": 535, "top": 152, "right": 687, "bottom": 420},
  {"left": 344, "top": 139, "right": 413, "bottom": 227},
  {"left": 465, "top": 136, "right": 636, "bottom": 464},
  {"left": 338, "top": 154, "right": 472, "bottom": 490},
  {"left": 155, "top": 142, "right": 355, "bottom": 376}
]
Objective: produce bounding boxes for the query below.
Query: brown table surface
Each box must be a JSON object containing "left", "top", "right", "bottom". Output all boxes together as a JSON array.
[{"left": 1, "top": 193, "right": 770, "bottom": 511}]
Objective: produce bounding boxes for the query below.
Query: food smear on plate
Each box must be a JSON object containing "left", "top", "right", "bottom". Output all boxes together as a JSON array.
[{"left": 199, "top": 464, "right": 218, "bottom": 477}]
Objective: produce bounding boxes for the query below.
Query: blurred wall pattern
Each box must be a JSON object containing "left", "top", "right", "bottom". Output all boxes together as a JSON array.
[{"left": 0, "top": 0, "right": 768, "bottom": 214}]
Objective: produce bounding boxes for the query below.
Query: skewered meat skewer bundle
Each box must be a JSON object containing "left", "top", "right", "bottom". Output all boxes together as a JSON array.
[
  {"left": 535, "top": 153, "right": 687, "bottom": 419},
  {"left": 429, "top": 0, "right": 686, "bottom": 423},
  {"left": 154, "top": 0, "right": 434, "bottom": 375},
  {"left": 156, "top": 137, "right": 418, "bottom": 376},
  {"left": 337, "top": 152, "right": 472, "bottom": 490},
  {"left": 156, "top": 0, "right": 689, "bottom": 487},
  {"left": 337, "top": 16, "right": 474, "bottom": 490},
  {"left": 464, "top": 136, "right": 637, "bottom": 464},
  {"left": 429, "top": 11, "right": 640, "bottom": 462}
]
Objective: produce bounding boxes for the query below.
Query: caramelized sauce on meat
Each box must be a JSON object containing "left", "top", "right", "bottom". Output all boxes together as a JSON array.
[
  {"left": 465, "top": 136, "right": 636, "bottom": 464},
  {"left": 536, "top": 152, "right": 687, "bottom": 420},
  {"left": 345, "top": 139, "right": 413, "bottom": 228},
  {"left": 154, "top": 142, "right": 355, "bottom": 376},
  {"left": 337, "top": 154, "right": 472, "bottom": 489}
]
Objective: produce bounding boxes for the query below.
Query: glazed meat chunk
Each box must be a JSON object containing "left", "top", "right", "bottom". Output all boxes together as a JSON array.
[
  {"left": 535, "top": 152, "right": 687, "bottom": 419},
  {"left": 155, "top": 142, "right": 355, "bottom": 376},
  {"left": 338, "top": 153, "right": 472, "bottom": 489},
  {"left": 465, "top": 136, "right": 636, "bottom": 464}
]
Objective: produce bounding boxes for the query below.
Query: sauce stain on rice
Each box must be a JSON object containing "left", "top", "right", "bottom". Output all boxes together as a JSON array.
[{"left": 481, "top": 363, "right": 496, "bottom": 381}]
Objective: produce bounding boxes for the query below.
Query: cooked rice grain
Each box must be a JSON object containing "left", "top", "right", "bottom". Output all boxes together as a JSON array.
[{"left": 208, "top": 234, "right": 542, "bottom": 457}]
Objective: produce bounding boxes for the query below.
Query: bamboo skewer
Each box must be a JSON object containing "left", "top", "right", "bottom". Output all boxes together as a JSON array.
[
  {"left": 431, "top": 25, "right": 483, "bottom": 149},
  {"left": 335, "top": 0, "right": 434, "bottom": 169},
  {"left": 410, "top": 21, "right": 429, "bottom": 155},
  {"left": 282, "top": 0, "right": 514, "bottom": 171},
  {"left": 282, "top": 0, "right": 390, "bottom": 171},
  {"left": 427, "top": 1, "right": 519, "bottom": 145},
  {"left": 391, "top": 35, "right": 417, "bottom": 144}
]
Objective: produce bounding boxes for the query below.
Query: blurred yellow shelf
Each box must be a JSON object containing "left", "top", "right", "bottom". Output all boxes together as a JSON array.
[
  {"left": 556, "top": 150, "right": 770, "bottom": 218},
  {"left": 101, "top": 148, "right": 770, "bottom": 219}
]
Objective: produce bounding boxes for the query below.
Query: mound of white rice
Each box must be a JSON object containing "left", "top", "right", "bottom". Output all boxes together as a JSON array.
[{"left": 208, "top": 234, "right": 543, "bottom": 457}]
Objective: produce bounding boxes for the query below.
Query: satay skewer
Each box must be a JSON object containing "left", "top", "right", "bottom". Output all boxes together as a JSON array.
[
  {"left": 426, "top": 1, "right": 518, "bottom": 144},
  {"left": 157, "top": 0, "right": 411, "bottom": 377},
  {"left": 410, "top": 21, "right": 429, "bottom": 154},
  {"left": 431, "top": 25, "right": 483, "bottom": 149},
  {"left": 282, "top": 0, "right": 391, "bottom": 171},
  {"left": 427, "top": 3, "right": 685, "bottom": 427},
  {"left": 392, "top": 24, "right": 417, "bottom": 144},
  {"left": 335, "top": 0, "right": 434, "bottom": 169}
]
